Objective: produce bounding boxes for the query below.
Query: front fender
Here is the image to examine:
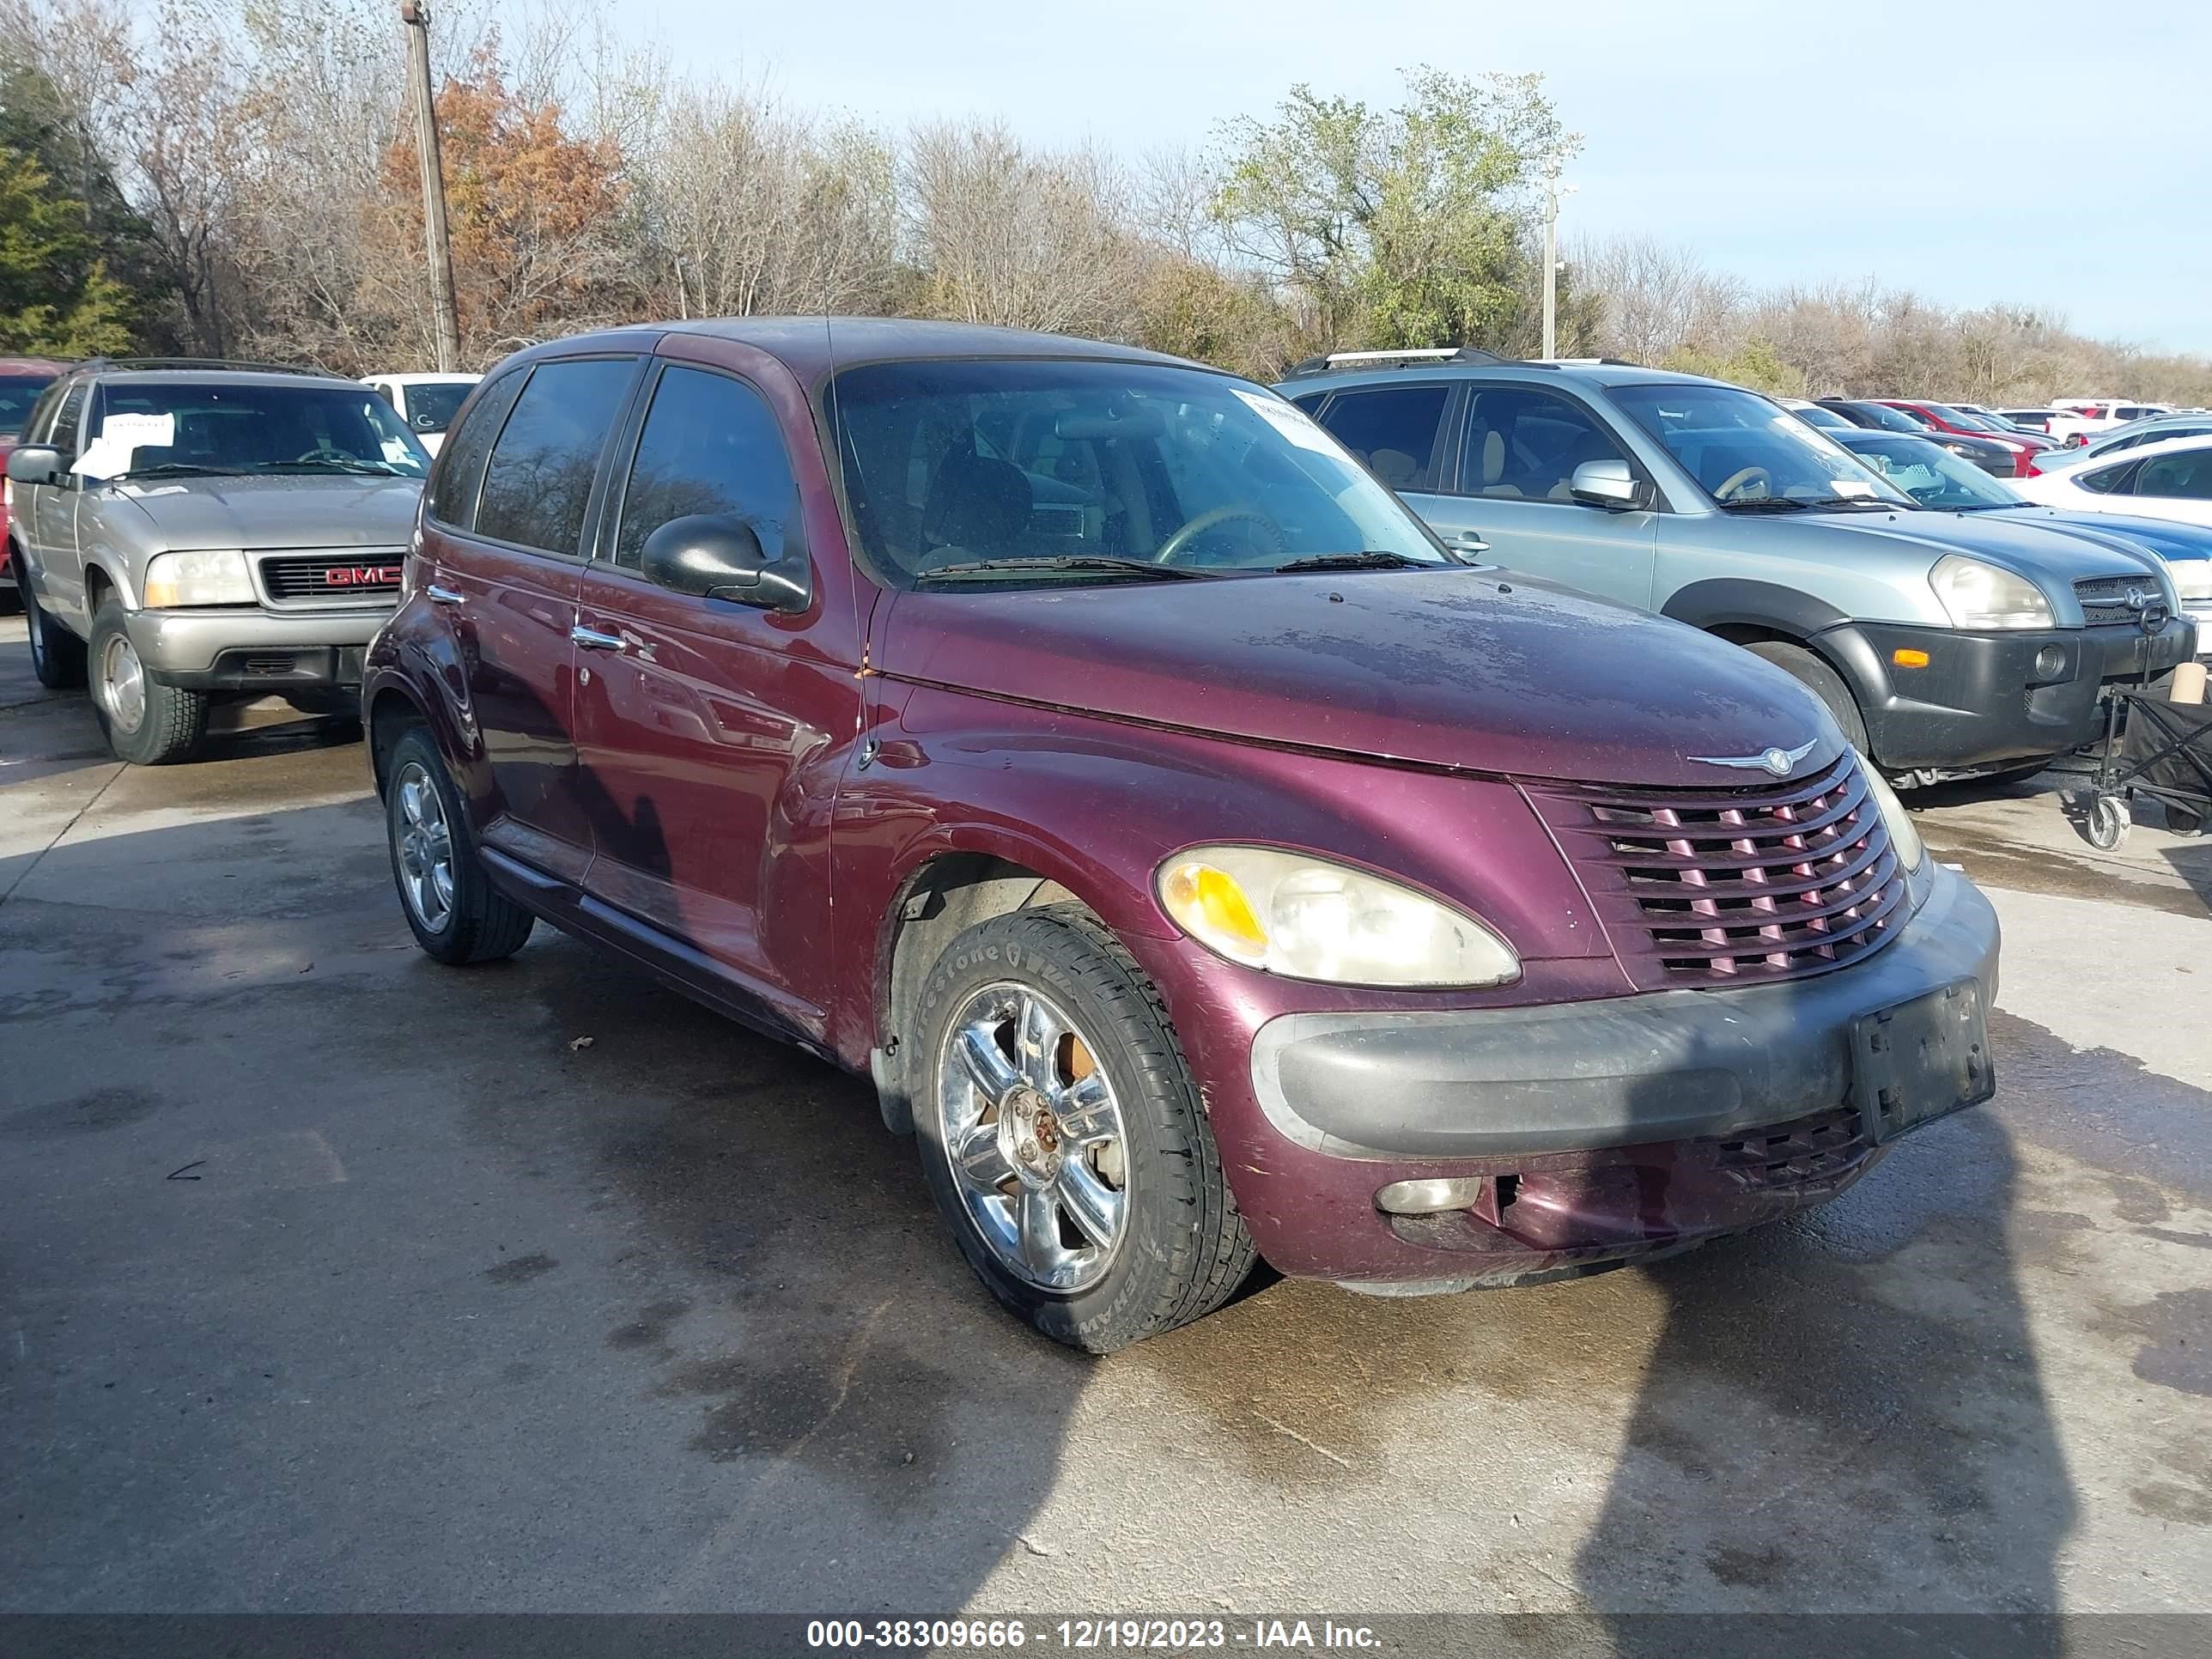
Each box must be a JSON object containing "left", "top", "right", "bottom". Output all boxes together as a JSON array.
[
  {"left": 362, "top": 592, "right": 478, "bottom": 807},
  {"left": 1660, "top": 576, "right": 1854, "bottom": 639},
  {"left": 827, "top": 680, "right": 1620, "bottom": 1072}
]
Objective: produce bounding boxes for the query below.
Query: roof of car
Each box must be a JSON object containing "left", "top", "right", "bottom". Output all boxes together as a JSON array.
[
  {"left": 367, "top": 371, "right": 483, "bottom": 385},
  {"left": 52, "top": 358, "right": 356, "bottom": 388},
  {"left": 645, "top": 317, "right": 1200, "bottom": 377},
  {"left": 2074, "top": 433, "right": 2212, "bottom": 466},
  {"left": 1276, "top": 356, "right": 1734, "bottom": 394},
  {"left": 0, "top": 356, "right": 70, "bottom": 375}
]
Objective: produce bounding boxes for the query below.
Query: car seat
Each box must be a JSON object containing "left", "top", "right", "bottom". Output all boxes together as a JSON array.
[
  {"left": 1469, "top": 427, "right": 1524, "bottom": 498},
  {"left": 920, "top": 450, "right": 1034, "bottom": 563}
]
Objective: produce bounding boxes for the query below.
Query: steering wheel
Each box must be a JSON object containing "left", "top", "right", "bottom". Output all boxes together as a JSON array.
[
  {"left": 1152, "top": 504, "right": 1285, "bottom": 565},
  {"left": 1711, "top": 465, "right": 1772, "bottom": 501},
  {"left": 295, "top": 445, "right": 355, "bottom": 465}
]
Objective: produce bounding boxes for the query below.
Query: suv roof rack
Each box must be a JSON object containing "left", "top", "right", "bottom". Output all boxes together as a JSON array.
[
  {"left": 1282, "top": 347, "right": 1508, "bottom": 379},
  {"left": 1530, "top": 356, "right": 1645, "bottom": 368},
  {"left": 70, "top": 356, "right": 333, "bottom": 378}
]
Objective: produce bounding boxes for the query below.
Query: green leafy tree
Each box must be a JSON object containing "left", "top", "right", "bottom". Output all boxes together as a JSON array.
[
  {"left": 1661, "top": 337, "right": 1808, "bottom": 397},
  {"left": 1212, "top": 67, "right": 1577, "bottom": 355},
  {"left": 0, "top": 143, "right": 135, "bottom": 354}
]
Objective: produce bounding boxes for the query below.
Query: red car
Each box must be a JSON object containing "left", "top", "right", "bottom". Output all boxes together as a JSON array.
[
  {"left": 362, "top": 320, "right": 2000, "bottom": 1351},
  {"left": 0, "top": 356, "right": 69, "bottom": 607},
  {"left": 1872, "top": 400, "right": 2058, "bottom": 477}
]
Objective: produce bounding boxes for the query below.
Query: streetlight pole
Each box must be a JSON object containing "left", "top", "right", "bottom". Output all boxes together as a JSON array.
[
  {"left": 400, "top": 0, "right": 461, "bottom": 373},
  {"left": 1540, "top": 174, "right": 1575, "bottom": 362}
]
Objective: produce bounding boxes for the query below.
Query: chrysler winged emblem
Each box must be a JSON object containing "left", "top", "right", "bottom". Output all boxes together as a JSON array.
[{"left": 1689, "top": 738, "right": 1818, "bottom": 778}]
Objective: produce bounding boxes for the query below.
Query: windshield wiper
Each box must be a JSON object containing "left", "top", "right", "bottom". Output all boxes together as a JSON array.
[
  {"left": 916, "top": 556, "right": 1216, "bottom": 583},
  {"left": 255, "top": 459, "right": 413, "bottom": 477},
  {"left": 112, "top": 462, "right": 235, "bottom": 480},
  {"left": 1720, "top": 495, "right": 1898, "bottom": 513},
  {"left": 1273, "top": 550, "right": 1429, "bottom": 574}
]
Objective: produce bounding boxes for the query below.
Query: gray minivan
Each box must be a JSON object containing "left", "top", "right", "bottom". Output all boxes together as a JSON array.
[{"left": 1285, "top": 356, "right": 2192, "bottom": 782}]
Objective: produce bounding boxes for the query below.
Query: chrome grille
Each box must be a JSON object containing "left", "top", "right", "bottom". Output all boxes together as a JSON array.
[
  {"left": 2074, "top": 574, "right": 2154, "bottom": 627},
  {"left": 256, "top": 550, "right": 405, "bottom": 607},
  {"left": 1530, "top": 750, "right": 1907, "bottom": 988}
]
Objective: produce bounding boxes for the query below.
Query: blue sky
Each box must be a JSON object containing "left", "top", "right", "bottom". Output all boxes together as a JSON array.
[{"left": 605, "top": 0, "right": 2212, "bottom": 355}]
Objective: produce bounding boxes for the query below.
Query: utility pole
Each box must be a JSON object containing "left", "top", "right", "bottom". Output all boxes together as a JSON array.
[
  {"left": 400, "top": 0, "right": 461, "bottom": 373},
  {"left": 1540, "top": 173, "right": 1575, "bottom": 362}
]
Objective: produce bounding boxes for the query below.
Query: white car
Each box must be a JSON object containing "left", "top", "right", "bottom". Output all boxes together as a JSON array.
[
  {"left": 2049, "top": 398, "right": 2175, "bottom": 445},
  {"left": 360, "top": 373, "right": 483, "bottom": 457},
  {"left": 2014, "top": 434, "right": 2212, "bottom": 527}
]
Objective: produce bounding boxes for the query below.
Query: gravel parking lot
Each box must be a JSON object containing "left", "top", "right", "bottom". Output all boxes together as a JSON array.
[{"left": 3, "top": 611, "right": 2209, "bottom": 1621}]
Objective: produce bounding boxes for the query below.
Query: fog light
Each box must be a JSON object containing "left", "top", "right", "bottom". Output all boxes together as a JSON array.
[
  {"left": 2033, "top": 644, "right": 2065, "bottom": 678},
  {"left": 1892, "top": 647, "right": 1929, "bottom": 669},
  {"left": 1376, "top": 1176, "right": 1486, "bottom": 1215}
]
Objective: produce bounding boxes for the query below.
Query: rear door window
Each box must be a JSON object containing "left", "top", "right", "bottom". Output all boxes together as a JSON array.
[
  {"left": 2134, "top": 450, "right": 2212, "bottom": 500},
  {"left": 1310, "top": 386, "right": 1450, "bottom": 490},
  {"left": 474, "top": 358, "right": 639, "bottom": 555},
  {"left": 609, "top": 366, "right": 799, "bottom": 573}
]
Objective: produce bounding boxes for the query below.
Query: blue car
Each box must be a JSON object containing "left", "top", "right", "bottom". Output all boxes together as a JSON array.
[{"left": 1830, "top": 428, "right": 2211, "bottom": 656}]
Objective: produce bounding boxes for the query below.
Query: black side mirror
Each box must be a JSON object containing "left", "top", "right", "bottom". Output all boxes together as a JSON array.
[
  {"left": 6, "top": 445, "right": 62, "bottom": 486},
  {"left": 639, "top": 514, "right": 808, "bottom": 613}
]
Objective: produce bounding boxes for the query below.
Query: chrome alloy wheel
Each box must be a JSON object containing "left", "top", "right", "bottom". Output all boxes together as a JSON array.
[
  {"left": 392, "top": 760, "right": 456, "bottom": 933},
  {"left": 97, "top": 630, "right": 145, "bottom": 732},
  {"left": 936, "top": 983, "right": 1130, "bottom": 1291}
]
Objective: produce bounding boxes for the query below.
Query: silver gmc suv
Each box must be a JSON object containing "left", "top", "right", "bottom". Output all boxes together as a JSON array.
[
  {"left": 1283, "top": 353, "right": 2193, "bottom": 784},
  {"left": 6, "top": 360, "right": 429, "bottom": 763}
]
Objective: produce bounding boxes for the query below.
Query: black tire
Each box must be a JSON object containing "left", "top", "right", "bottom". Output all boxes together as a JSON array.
[
  {"left": 17, "top": 556, "right": 87, "bottom": 690},
  {"left": 384, "top": 724, "right": 536, "bottom": 965},
  {"left": 2166, "top": 805, "right": 2202, "bottom": 837},
  {"left": 909, "top": 904, "right": 1256, "bottom": 1352},
  {"left": 1741, "top": 640, "right": 1870, "bottom": 755},
  {"left": 88, "top": 599, "right": 205, "bottom": 763}
]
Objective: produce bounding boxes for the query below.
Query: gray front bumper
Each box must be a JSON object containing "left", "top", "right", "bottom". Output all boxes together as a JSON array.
[
  {"left": 125, "top": 605, "right": 391, "bottom": 677},
  {"left": 1249, "top": 863, "right": 2000, "bottom": 1160}
]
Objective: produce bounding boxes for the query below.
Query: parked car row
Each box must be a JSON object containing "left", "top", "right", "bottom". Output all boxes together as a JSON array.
[{"left": 1282, "top": 352, "right": 2195, "bottom": 783}]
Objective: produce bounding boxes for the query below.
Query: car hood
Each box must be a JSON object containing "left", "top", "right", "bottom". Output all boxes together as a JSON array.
[
  {"left": 1791, "top": 507, "right": 2161, "bottom": 592},
  {"left": 106, "top": 472, "right": 424, "bottom": 550},
  {"left": 2018, "top": 508, "right": 2212, "bottom": 564},
  {"left": 881, "top": 569, "right": 1838, "bottom": 789}
]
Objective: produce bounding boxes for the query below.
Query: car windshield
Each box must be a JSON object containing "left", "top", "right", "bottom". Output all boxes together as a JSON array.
[
  {"left": 401, "top": 380, "right": 475, "bottom": 433},
  {"left": 1852, "top": 402, "right": 1930, "bottom": 434},
  {"left": 1836, "top": 434, "right": 2021, "bottom": 509},
  {"left": 1933, "top": 406, "right": 2008, "bottom": 434},
  {"left": 81, "top": 381, "right": 429, "bottom": 480},
  {"left": 1612, "top": 384, "right": 1912, "bottom": 509},
  {"left": 1791, "top": 404, "right": 1855, "bottom": 430},
  {"left": 827, "top": 358, "right": 1449, "bottom": 583},
  {"left": 0, "top": 372, "right": 55, "bottom": 435}
]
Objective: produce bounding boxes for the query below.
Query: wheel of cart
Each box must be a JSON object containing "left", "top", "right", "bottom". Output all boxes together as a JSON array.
[{"left": 2081, "top": 685, "right": 2212, "bottom": 849}]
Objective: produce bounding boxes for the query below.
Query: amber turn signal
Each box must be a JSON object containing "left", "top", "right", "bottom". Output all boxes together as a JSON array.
[{"left": 1892, "top": 647, "right": 1931, "bottom": 669}]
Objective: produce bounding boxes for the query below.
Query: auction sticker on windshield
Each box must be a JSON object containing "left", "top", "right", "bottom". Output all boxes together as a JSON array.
[
  {"left": 73, "top": 411, "right": 176, "bottom": 478},
  {"left": 1231, "top": 386, "right": 1338, "bottom": 455}
]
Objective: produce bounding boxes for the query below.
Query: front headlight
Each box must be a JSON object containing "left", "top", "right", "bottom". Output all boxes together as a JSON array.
[
  {"left": 1156, "top": 845, "right": 1520, "bottom": 988},
  {"left": 2163, "top": 558, "right": 2212, "bottom": 605},
  {"left": 142, "top": 549, "right": 253, "bottom": 608},
  {"left": 1857, "top": 753, "right": 1925, "bottom": 872},
  {"left": 1929, "top": 554, "right": 2053, "bottom": 630}
]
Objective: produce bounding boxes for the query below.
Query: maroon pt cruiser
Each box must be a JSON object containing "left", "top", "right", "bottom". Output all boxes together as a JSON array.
[{"left": 362, "top": 319, "right": 2000, "bottom": 1352}]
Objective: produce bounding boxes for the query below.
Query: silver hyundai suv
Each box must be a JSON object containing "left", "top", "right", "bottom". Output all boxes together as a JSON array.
[
  {"left": 1283, "top": 353, "right": 2194, "bottom": 783},
  {"left": 6, "top": 361, "right": 429, "bottom": 763}
]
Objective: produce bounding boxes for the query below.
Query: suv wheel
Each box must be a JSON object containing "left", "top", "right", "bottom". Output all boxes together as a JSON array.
[
  {"left": 18, "top": 558, "right": 88, "bottom": 690},
  {"left": 1741, "top": 641, "right": 1870, "bottom": 755},
  {"left": 384, "top": 725, "right": 536, "bottom": 964},
  {"left": 88, "top": 599, "right": 204, "bottom": 763},
  {"left": 909, "top": 905, "right": 1255, "bottom": 1352}
]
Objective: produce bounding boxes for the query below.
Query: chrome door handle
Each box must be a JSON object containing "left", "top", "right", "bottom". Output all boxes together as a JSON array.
[
  {"left": 425, "top": 584, "right": 465, "bottom": 605},
  {"left": 571, "top": 624, "right": 628, "bottom": 651},
  {"left": 1443, "top": 531, "right": 1490, "bottom": 554}
]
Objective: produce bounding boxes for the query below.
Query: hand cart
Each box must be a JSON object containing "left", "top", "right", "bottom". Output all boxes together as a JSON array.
[{"left": 2080, "top": 685, "right": 2212, "bottom": 848}]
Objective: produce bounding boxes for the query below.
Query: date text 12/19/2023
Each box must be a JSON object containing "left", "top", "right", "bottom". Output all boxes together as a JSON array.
[{"left": 805, "top": 1619, "right": 1384, "bottom": 1650}]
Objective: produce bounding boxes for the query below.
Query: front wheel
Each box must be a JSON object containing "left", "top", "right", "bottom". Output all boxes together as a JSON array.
[
  {"left": 909, "top": 905, "right": 1255, "bottom": 1352},
  {"left": 88, "top": 599, "right": 205, "bottom": 763},
  {"left": 2086, "top": 793, "right": 2130, "bottom": 850},
  {"left": 19, "top": 560, "right": 88, "bottom": 690},
  {"left": 1739, "top": 641, "right": 1869, "bottom": 755}
]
